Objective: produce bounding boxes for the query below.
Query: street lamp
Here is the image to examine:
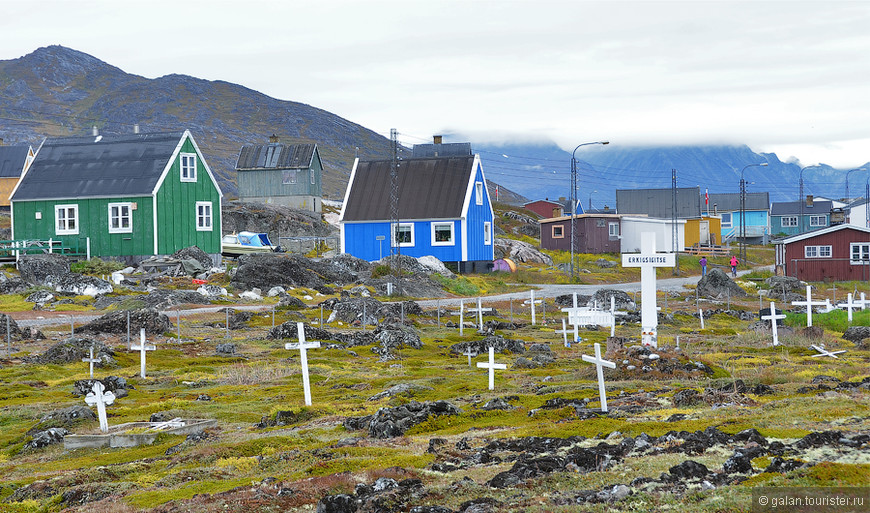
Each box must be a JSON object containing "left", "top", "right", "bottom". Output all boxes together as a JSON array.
[
  {"left": 588, "top": 190, "right": 597, "bottom": 212},
  {"left": 739, "top": 162, "right": 767, "bottom": 262},
  {"left": 799, "top": 164, "right": 821, "bottom": 234},
  {"left": 570, "top": 141, "right": 609, "bottom": 280},
  {"left": 845, "top": 167, "right": 867, "bottom": 204}
]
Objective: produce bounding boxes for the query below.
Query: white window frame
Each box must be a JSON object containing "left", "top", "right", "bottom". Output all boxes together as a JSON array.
[
  {"left": 180, "top": 153, "right": 197, "bottom": 182},
  {"left": 781, "top": 216, "right": 798, "bottom": 227},
  {"left": 55, "top": 204, "right": 79, "bottom": 235},
  {"left": 392, "top": 222, "right": 414, "bottom": 247},
  {"left": 310, "top": 168, "right": 315, "bottom": 185},
  {"left": 552, "top": 225, "right": 564, "bottom": 239},
  {"left": 484, "top": 221, "right": 492, "bottom": 245},
  {"left": 431, "top": 222, "right": 455, "bottom": 246},
  {"left": 720, "top": 213, "right": 732, "bottom": 228},
  {"left": 609, "top": 222, "right": 620, "bottom": 238},
  {"left": 809, "top": 215, "right": 826, "bottom": 227},
  {"left": 804, "top": 245, "right": 831, "bottom": 258},
  {"left": 108, "top": 202, "right": 133, "bottom": 234},
  {"left": 195, "top": 201, "right": 213, "bottom": 231},
  {"left": 851, "top": 242, "right": 870, "bottom": 264},
  {"left": 475, "top": 181, "right": 483, "bottom": 205}
]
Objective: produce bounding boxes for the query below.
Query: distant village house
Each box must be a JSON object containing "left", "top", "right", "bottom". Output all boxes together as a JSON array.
[{"left": 235, "top": 135, "right": 323, "bottom": 213}]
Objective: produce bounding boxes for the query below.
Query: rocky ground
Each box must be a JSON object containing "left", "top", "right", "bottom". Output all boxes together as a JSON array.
[{"left": 0, "top": 252, "right": 867, "bottom": 513}]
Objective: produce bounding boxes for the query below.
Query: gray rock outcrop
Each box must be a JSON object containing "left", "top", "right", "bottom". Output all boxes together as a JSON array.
[
  {"left": 18, "top": 254, "right": 71, "bottom": 286},
  {"left": 76, "top": 308, "right": 171, "bottom": 335},
  {"left": 494, "top": 237, "right": 553, "bottom": 264},
  {"left": 696, "top": 269, "right": 747, "bottom": 299}
]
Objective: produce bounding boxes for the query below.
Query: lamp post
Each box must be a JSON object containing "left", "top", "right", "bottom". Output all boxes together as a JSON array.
[
  {"left": 798, "top": 164, "right": 821, "bottom": 234},
  {"left": 570, "top": 142, "right": 609, "bottom": 280},
  {"left": 588, "top": 190, "right": 597, "bottom": 212},
  {"left": 739, "top": 162, "right": 767, "bottom": 262},
  {"left": 845, "top": 167, "right": 867, "bottom": 204}
]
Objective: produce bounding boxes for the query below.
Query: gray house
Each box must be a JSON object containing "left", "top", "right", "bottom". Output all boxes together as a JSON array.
[{"left": 235, "top": 136, "right": 323, "bottom": 212}]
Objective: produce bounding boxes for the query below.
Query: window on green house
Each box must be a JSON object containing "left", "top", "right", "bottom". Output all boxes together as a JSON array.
[
  {"left": 108, "top": 202, "right": 133, "bottom": 233},
  {"left": 55, "top": 204, "right": 79, "bottom": 235},
  {"left": 181, "top": 153, "right": 197, "bottom": 182},
  {"left": 196, "top": 201, "right": 213, "bottom": 231}
]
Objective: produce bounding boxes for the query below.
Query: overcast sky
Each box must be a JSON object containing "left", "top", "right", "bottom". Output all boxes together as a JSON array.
[{"left": 2, "top": 0, "right": 869, "bottom": 168}]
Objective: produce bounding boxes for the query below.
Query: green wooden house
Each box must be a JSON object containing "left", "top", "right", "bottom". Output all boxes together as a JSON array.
[{"left": 10, "top": 130, "right": 223, "bottom": 263}]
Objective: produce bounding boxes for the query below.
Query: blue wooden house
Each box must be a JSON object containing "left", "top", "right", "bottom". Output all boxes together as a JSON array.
[
  {"left": 339, "top": 144, "right": 494, "bottom": 272},
  {"left": 708, "top": 192, "right": 770, "bottom": 243},
  {"left": 771, "top": 197, "right": 833, "bottom": 236}
]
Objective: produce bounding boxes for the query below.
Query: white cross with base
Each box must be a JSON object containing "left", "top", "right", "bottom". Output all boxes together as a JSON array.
[
  {"left": 462, "top": 347, "right": 477, "bottom": 367},
  {"left": 285, "top": 322, "right": 321, "bottom": 406},
  {"left": 476, "top": 346, "right": 506, "bottom": 391},
  {"left": 791, "top": 285, "right": 828, "bottom": 328},
  {"left": 467, "top": 297, "right": 493, "bottom": 331},
  {"left": 130, "top": 328, "right": 156, "bottom": 379},
  {"left": 581, "top": 342, "right": 616, "bottom": 412},
  {"left": 82, "top": 346, "right": 100, "bottom": 378},
  {"left": 837, "top": 293, "right": 860, "bottom": 323},
  {"left": 761, "top": 302, "right": 787, "bottom": 346},
  {"left": 621, "top": 232, "right": 675, "bottom": 348},
  {"left": 523, "top": 290, "right": 542, "bottom": 325},
  {"left": 85, "top": 381, "right": 115, "bottom": 433},
  {"left": 811, "top": 344, "right": 847, "bottom": 359}
]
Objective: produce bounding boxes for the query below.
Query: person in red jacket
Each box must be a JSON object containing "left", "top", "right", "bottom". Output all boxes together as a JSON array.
[{"left": 730, "top": 255, "right": 739, "bottom": 277}]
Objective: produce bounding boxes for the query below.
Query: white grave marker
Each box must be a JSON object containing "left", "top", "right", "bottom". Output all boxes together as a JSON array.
[
  {"left": 810, "top": 344, "right": 847, "bottom": 359},
  {"left": 856, "top": 292, "right": 869, "bottom": 310},
  {"left": 791, "top": 285, "right": 827, "bottom": 328},
  {"left": 130, "top": 328, "right": 155, "bottom": 379},
  {"left": 581, "top": 342, "right": 616, "bottom": 412},
  {"left": 468, "top": 297, "right": 493, "bottom": 330},
  {"left": 523, "top": 290, "right": 542, "bottom": 325},
  {"left": 699, "top": 308, "right": 705, "bottom": 330},
  {"left": 837, "top": 293, "right": 860, "bottom": 323},
  {"left": 761, "top": 302, "right": 787, "bottom": 346},
  {"left": 555, "top": 318, "right": 574, "bottom": 347},
  {"left": 285, "top": 322, "right": 321, "bottom": 406},
  {"left": 621, "top": 232, "right": 675, "bottom": 347},
  {"left": 462, "top": 347, "right": 477, "bottom": 367},
  {"left": 85, "top": 381, "right": 115, "bottom": 433},
  {"left": 82, "top": 346, "right": 100, "bottom": 378},
  {"left": 476, "top": 346, "right": 506, "bottom": 391}
]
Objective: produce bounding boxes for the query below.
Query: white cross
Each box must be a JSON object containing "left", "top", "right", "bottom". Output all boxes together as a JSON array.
[
  {"left": 81, "top": 346, "right": 100, "bottom": 378},
  {"left": 459, "top": 299, "right": 464, "bottom": 335},
  {"left": 285, "top": 322, "right": 321, "bottom": 406},
  {"left": 462, "top": 347, "right": 477, "bottom": 367},
  {"left": 856, "top": 292, "right": 869, "bottom": 310},
  {"left": 85, "top": 381, "right": 115, "bottom": 433},
  {"left": 581, "top": 342, "right": 616, "bottom": 412},
  {"left": 819, "top": 299, "right": 837, "bottom": 314},
  {"left": 791, "top": 285, "right": 828, "bottom": 328},
  {"left": 130, "top": 328, "right": 156, "bottom": 379},
  {"left": 523, "top": 290, "right": 542, "bottom": 325},
  {"left": 811, "top": 344, "right": 847, "bottom": 359},
  {"left": 609, "top": 296, "right": 627, "bottom": 337},
  {"left": 761, "top": 302, "right": 787, "bottom": 346},
  {"left": 476, "top": 346, "right": 506, "bottom": 391},
  {"left": 837, "top": 293, "right": 860, "bottom": 323},
  {"left": 467, "top": 297, "right": 493, "bottom": 330},
  {"left": 150, "top": 417, "right": 185, "bottom": 430},
  {"left": 699, "top": 308, "right": 705, "bottom": 330},
  {"left": 621, "top": 232, "right": 676, "bottom": 347},
  {"left": 554, "top": 318, "right": 576, "bottom": 347}
]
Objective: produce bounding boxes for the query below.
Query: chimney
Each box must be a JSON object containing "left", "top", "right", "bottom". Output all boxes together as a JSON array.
[
  {"left": 269, "top": 134, "right": 279, "bottom": 143},
  {"left": 0, "top": 138, "right": 4, "bottom": 146},
  {"left": 433, "top": 135, "right": 443, "bottom": 144},
  {"left": 806, "top": 195, "right": 814, "bottom": 207},
  {"left": 133, "top": 124, "right": 140, "bottom": 134},
  {"left": 559, "top": 196, "right": 566, "bottom": 202},
  {"left": 92, "top": 126, "right": 99, "bottom": 136}
]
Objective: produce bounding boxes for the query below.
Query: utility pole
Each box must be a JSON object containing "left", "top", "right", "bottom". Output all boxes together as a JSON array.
[
  {"left": 672, "top": 169, "right": 679, "bottom": 275},
  {"left": 390, "top": 128, "right": 401, "bottom": 295}
]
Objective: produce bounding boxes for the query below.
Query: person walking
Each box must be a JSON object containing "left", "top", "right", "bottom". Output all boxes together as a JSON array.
[
  {"left": 699, "top": 256, "right": 707, "bottom": 277},
  {"left": 730, "top": 255, "right": 739, "bottom": 277}
]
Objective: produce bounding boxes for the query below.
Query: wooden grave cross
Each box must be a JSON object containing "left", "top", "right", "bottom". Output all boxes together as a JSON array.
[
  {"left": 85, "top": 381, "right": 116, "bottom": 433},
  {"left": 130, "top": 328, "right": 156, "bottom": 379},
  {"left": 791, "top": 285, "right": 828, "bottom": 328},
  {"left": 811, "top": 344, "right": 847, "bottom": 359},
  {"left": 620, "top": 232, "right": 675, "bottom": 347},
  {"left": 837, "top": 293, "right": 860, "bottom": 323},
  {"left": 523, "top": 290, "right": 543, "bottom": 325},
  {"left": 581, "top": 342, "right": 616, "bottom": 412},
  {"left": 285, "top": 322, "right": 321, "bottom": 406},
  {"left": 467, "top": 297, "right": 493, "bottom": 331},
  {"left": 760, "top": 302, "right": 787, "bottom": 346},
  {"left": 462, "top": 347, "right": 477, "bottom": 367},
  {"left": 476, "top": 346, "right": 506, "bottom": 391},
  {"left": 554, "top": 318, "right": 576, "bottom": 347},
  {"left": 82, "top": 345, "right": 101, "bottom": 378}
]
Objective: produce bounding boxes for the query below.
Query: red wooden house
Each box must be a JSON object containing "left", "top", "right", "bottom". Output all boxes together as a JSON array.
[
  {"left": 524, "top": 199, "right": 564, "bottom": 219},
  {"left": 540, "top": 214, "right": 622, "bottom": 254},
  {"left": 775, "top": 224, "right": 870, "bottom": 281}
]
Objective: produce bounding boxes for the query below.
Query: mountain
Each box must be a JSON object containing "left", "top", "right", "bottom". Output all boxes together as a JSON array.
[
  {"left": 472, "top": 141, "right": 870, "bottom": 207},
  {"left": 0, "top": 46, "right": 395, "bottom": 199}
]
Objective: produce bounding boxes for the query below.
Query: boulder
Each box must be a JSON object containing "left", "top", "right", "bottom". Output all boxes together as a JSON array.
[
  {"left": 26, "top": 290, "right": 55, "bottom": 307},
  {"left": 843, "top": 326, "right": 870, "bottom": 344},
  {"left": 368, "top": 383, "right": 434, "bottom": 401},
  {"left": 18, "top": 254, "right": 70, "bottom": 286},
  {"left": 171, "top": 246, "right": 214, "bottom": 271},
  {"left": 0, "top": 275, "right": 28, "bottom": 294},
  {"left": 231, "top": 253, "right": 331, "bottom": 293},
  {"left": 197, "top": 284, "right": 228, "bottom": 299},
  {"left": 0, "top": 313, "right": 25, "bottom": 340},
  {"left": 765, "top": 276, "right": 803, "bottom": 293},
  {"left": 142, "top": 289, "right": 212, "bottom": 309},
  {"left": 77, "top": 308, "right": 171, "bottom": 335},
  {"left": 23, "top": 428, "right": 68, "bottom": 451},
  {"left": 27, "top": 405, "right": 96, "bottom": 435},
  {"left": 374, "top": 325, "right": 423, "bottom": 350},
  {"left": 417, "top": 255, "right": 455, "bottom": 277},
  {"left": 328, "top": 297, "right": 384, "bottom": 324},
  {"left": 344, "top": 400, "right": 460, "bottom": 438},
  {"left": 696, "top": 269, "right": 747, "bottom": 299},
  {"left": 590, "top": 289, "right": 635, "bottom": 310},
  {"left": 48, "top": 273, "right": 113, "bottom": 297},
  {"left": 595, "top": 258, "right": 618, "bottom": 268},
  {"left": 493, "top": 237, "right": 553, "bottom": 264},
  {"left": 449, "top": 336, "right": 526, "bottom": 356},
  {"left": 29, "top": 337, "right": 115, "bottom": 366},
  {"left": 669, "top": 460, "right": 709, "bottom": 479},
  {"left": 72, "top": 376, "right": 131, "bottom": 397}
]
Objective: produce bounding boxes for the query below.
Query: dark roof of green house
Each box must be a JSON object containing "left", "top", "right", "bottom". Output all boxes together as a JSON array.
[
  {"left": 235, "top": 143, "right": 317, "bottom": 170},
  {"left": 0, "top": 145, "right": 31, "bottom": 178},
  {"left": 342, "top": 156, "right": 477, "bottom": 221},
  {"left": 12, "top": 132, "right": 186, "bottom": 201}
]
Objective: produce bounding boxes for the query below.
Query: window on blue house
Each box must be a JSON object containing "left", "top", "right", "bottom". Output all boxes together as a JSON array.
[
  {"left": 809, "top": 215, "right": 826, "bottom": 227},
  {"left": 475, "top": 181, "right": 483, "bottom": 205},
  {"left": 782, "top": 216, "right": 798, "bottom": 227},
  {"left": 432, "top": 223, "right": 454, "bottom": 246},
  {"left": 721, "top": 213, "right": 732, "bottom": 227},
  {"left": 108, "top": 202, "right": 133, "bottom": 233},
  {"left": 484, "top": 222, "right": 491, "bottom": 245},
  {"left": 180, "top": 153, "right": 197, "bottom": 182},
  {"left": 392, "top": 223, "right": 414, "bottom": 247}
]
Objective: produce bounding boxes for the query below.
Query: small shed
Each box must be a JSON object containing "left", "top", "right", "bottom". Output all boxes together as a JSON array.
[
  {"left": 775, "top": 224, "right": 870, "bottom": 281},
  {"left": 540, "top": 214, "right": 621, "bottom": 254},
  {"left": 235, "top": 137, "right": 323, "bottom": 212},
  {"left": 524, "top": 199, "right": 564, "bottom": 219},
  {"left": 620, "top": 216, "right": 686, "bottom": 253}
]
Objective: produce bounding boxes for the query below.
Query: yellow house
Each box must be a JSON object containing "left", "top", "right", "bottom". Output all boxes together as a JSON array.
[
  {"left": 684, "top": 215, "right": 722, "bottom": 248},
  {"left": 0, "top": 145, "right": 35, "bottom": 208}
]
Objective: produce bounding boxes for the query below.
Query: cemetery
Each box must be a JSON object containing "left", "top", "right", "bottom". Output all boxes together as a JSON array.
[{"left": 0, "top": 247, "right": 867, "bottom": 513}]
